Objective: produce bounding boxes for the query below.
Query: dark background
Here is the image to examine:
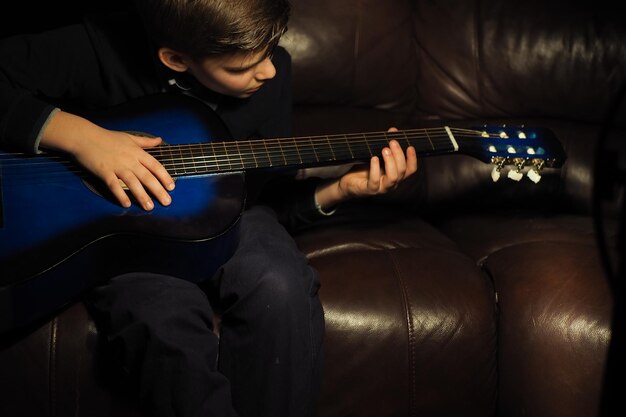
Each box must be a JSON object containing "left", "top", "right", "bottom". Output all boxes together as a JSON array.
[{"left": 0, "top": 2, "right": 130, "bottom": 38}]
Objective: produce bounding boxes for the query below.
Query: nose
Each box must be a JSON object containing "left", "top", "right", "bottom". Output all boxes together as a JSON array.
[{"left": 255, "top": 57, "right": 276, "bottom": 81}]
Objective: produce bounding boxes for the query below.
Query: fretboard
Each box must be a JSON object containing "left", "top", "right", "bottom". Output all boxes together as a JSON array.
[{"left": 147, "top": 127, "right": 458, "bottom": 177}]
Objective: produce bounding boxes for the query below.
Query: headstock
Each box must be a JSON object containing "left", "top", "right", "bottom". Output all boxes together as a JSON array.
[{"left": 450, "top": 125, "right": 566, "bottom": 183}]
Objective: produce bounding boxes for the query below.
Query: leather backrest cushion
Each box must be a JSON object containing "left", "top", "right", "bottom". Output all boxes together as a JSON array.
[
  {"left": 281, "top": 0, "right": 418, "bottom": 112},
  {"left": 286, "top": 0, "right": 626, "bottom": 125}
]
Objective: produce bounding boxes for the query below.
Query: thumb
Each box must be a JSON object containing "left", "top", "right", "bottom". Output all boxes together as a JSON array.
[{"left": 130, "top": 134, "right": 163, "bottom": 149}]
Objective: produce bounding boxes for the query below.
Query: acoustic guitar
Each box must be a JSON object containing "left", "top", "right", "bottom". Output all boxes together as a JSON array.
[{"left": 0, "top": 92, "right": 566, "bottom": 334}]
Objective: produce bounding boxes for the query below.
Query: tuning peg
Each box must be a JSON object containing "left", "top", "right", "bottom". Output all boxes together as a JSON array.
[
  {"left": 507, "top": 169, "right": 524, "bottom": 181},
  {"left": 491, "top": 156, "right": 507, "bottom": 182},
  {"left": 527, "top": 159, "right": 545, "bottom": 183},
  {"left": 507, "top": 158, "right": 526, "bottom": 181},
  {"left": 527, "top": 169, "right": 542, "bottom": 183},
  {"left": 491, "top": 166, "right": 501, "bottom": 182}
]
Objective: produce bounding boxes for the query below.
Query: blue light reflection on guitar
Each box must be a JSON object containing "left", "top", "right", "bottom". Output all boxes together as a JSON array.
[{"left": 0, "top": 93, "right": 567, "bottom": 334}]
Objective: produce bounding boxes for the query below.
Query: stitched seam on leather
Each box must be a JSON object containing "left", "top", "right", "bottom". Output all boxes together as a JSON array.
[
  {"left": 388, "top": 249, "right": 417, "bottom": 416},
  {"left": 474, "top": 0, "right": 484, "bottom": 107},
  {"left": 49, "top": 318, "right": 58, "bottom": 417},
  {"left": 352, "top": 0, "right": 362, "bottom": 97}
]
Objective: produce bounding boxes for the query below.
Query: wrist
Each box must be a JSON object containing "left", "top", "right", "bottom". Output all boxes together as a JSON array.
[
  {"left": 313, "top": 192, "right": 336, "bottom": 216},
  {"left": 314, "top": 180, "right": 345, "bottom": 212},
  {"left": 41, "top": 111, "right": 99, "bottom": 154}
]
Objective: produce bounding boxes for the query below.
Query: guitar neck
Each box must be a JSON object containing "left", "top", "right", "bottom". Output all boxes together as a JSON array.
[{"left": 149, "top": 126, "right": 459, "bottom": 176}]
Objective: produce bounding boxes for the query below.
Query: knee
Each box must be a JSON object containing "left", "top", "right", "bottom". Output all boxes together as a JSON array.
[
  {"left": 90, "top": 273, "right": 212, "bottom": 331},
  {"left": 248, "top": 265, "right": 317, "bottom": 321}
]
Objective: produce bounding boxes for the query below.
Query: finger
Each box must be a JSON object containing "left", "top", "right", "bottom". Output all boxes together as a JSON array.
[
  {"left": 117, "top": 171, "right": 155, "bottom": 211},
  {"left": 142, "top": 154, "right": 176, "bottom": 193},
  {"left": 388, "top": 140, "right": 407, "bottom": 176},
  {"left": 104, "top": 172, "right": 132, "bottom": 208},
  {"left": 136, "top": 165, "right": 173, "bottom": 207},
  {"left": 406, "top": 146, "right": 419, "bottom": 176},
  {"left": 131, "top": 135, "right": 164, "bottom": 149},
  {"left": 133, "top": 136, "right": 176, "bottom": 191},
  {"left": 380, "top": 146, "right": 398, "bottom": 186},
  {"left": 387, "top": 127, "right": 398, "bottom": 132},
  {"left": 128, "top": 135, "right": 176, "bottom": 197},
  {"left": 368, "top": 156, "right": 381, "bottom": 192}
]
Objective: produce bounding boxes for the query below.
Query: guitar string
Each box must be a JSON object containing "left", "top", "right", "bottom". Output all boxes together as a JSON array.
[
  {"left": 0, "top": 127, "right": 494, "bottom": 164},
  {"left": 0, "top": 140, "right": 470, "bottom": 177},
  {"left": 0, "top": 134, "right": 458, "bottom": 177},
  {"left": 0, "top": 143, "right": 486, "bottom": 183},
  {"left": 151, "top": 133, "right": 456, "bottom": 161},
  {"left": 0, "top": 127, "right": 499, "bottom": 179},
  {"left": 152, "top": 139, "right": 455, "bottom": 172},
  {"left": 0, "top": 128, "right": 459, "bottom": 163},
  {"left": 0, "top": 127, "right": 489, "bottom": 163}
]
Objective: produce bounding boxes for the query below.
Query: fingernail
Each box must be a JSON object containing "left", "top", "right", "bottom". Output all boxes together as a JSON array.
[
  {"left": 145, "top": 200, "right": 154, "bottom": 210},
  {"left": 168, "top": 182, "right": 175, "bottom": 190}
]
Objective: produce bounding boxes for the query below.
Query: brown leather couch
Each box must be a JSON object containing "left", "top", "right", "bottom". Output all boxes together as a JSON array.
[{"left": 1, "top": 1, "right": 624, "bottom": 416}]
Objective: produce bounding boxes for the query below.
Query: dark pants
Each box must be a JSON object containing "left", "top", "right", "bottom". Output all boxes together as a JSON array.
[{"left": 85, "top": 205, "right": 325, "bottom": 417}]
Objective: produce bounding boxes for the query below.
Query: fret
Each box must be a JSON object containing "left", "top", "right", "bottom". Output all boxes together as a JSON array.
[
  {"left": 251, "top": 140, "right": 272, "bottom": 168},
  {"left": 366, "top": 132, "right": 388, "bottom": 157},
  {"left": 362, "top": 133, "right": 373, "bottom": 158},
  {"left": 157, "top": 146, "right": 174, "bottom": 174},
  {"left": 292, "top": 137, "right": 303, "bottom": 164},
  {"left": 181, "top": 144, "right": 198, "bottom": 174},
  {"left": 312, "top": 135, "right": 334, "bottom": 163},
  {"left": 172, "top": 144, "right": 186, "bottom": 174},
  {"left": 172, "top": 144, "right": 184, "bottom": 176},
  {"left": 264, "top": 139, "right": 283, "bottom": 167},
  {"left": 272, "top": 139, "right": 287, "bottom": 166},
  {"left": 209, "top": 142, "right": 225, "bottom": 171},
  {"left": 237, "top": 140, "right": 257, "bottom": 169},
  {"left": 222, "top": 142, "right": 243, "bottom": 171},
  {"left": 327, "top": 134, "right": 353, "bottom": 161},
  {"left": 183, "top": 144, "right": 197, "bottom": 174},
  {"left": 279, "top": 138, "right": 301, "bottom": 166},
  {"left": 296, "top": 136, "right": 318, "bottom": 165},
  {"left": 401, "top": 130, "right": 412, "bottom": 149},
  {"left": 197, "top": 143, "right": 214, "bottom": 173},
  {"left": 424, "top": 128, "right": 435, "bottom": 150},
  {"left": 221, "top": 142, "right": 236, "bottom": 171},
  {"left": 325, "top": 136, "right": 337, "bottom": 161}
]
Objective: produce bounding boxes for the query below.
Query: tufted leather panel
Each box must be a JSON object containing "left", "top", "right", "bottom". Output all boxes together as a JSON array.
[
  {"left": 485, "top": 242, "right": 612, "bottom": 417},
  {"left": 308, "top": 245, "right": 497, "bottom": 417}
]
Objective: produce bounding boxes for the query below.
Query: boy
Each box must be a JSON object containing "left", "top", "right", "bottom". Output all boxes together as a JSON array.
[{"left": 0, "top": 1, "right": 417, "bottom": 416}]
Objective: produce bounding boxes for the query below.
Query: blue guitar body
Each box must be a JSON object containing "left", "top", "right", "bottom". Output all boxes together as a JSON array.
[{"left": 0, "top": 93, "right": 244, "bottom": 334}]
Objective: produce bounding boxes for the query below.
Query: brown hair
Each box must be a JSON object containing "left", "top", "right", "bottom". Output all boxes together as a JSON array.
[{"left": 134, "top": 0, "right": 290, "bottom": 58}]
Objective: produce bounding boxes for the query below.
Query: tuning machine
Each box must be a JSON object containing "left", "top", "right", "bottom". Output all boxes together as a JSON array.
[
  {"left": 491, "top": 157, "right": 546, "bottom": 184},
  {"left": 491, "top": 156, "right": 507, "bottom": 182},
  {"left": 526, "top": 159, "right": 545, "bottom": 183},
  {"left": 507, "top": 158, "right": 526, "bottom": 181}
]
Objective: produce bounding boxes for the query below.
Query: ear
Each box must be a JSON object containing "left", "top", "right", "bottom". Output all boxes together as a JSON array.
[{"left": 158, "top": 47, "right": 190, "bottom": 73}]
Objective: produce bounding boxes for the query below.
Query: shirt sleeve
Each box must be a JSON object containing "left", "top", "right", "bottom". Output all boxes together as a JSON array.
[
  {"left": 0, "top": 25, "right": 99, "bottom": 153},
  {"left": 0, "top": 85, "right": 57, "bottom": 153},
  {"left": 0, "top": 15, "right": 151, "bottom": 154}
]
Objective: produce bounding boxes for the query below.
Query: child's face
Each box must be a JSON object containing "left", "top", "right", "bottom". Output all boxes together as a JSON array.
[{"left": 186, "top": 49, "right": 277, "bottom": 98}]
